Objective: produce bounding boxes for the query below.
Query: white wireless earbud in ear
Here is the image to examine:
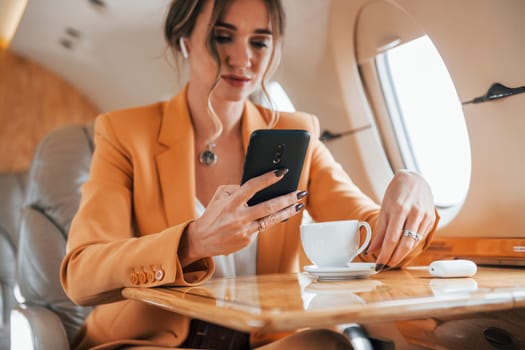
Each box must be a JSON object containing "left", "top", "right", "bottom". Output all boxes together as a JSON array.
[{"left": 179, "top": 37, "right": 189, "bottom": 59}]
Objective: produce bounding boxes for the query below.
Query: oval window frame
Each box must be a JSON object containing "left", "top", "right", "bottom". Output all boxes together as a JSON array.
[{"left": 354, "top": 0, "right": 471, "bottom": 226}]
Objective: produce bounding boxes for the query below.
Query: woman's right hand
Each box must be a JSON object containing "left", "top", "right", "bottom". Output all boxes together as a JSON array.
[{"left": 178, "top": 168, "right": 307, "bottom": 267}]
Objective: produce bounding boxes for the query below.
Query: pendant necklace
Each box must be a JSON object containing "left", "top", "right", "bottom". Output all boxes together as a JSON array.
[{"left": 198, "top": 143, "right": 218, "bottom": 166}]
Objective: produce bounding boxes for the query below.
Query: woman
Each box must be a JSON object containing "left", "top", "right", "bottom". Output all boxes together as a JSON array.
[{"left": 60, "top": 0, "right": 438, "bottom": 349}]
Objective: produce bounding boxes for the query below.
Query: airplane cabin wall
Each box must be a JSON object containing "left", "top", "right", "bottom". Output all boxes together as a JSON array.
[
  {"left": 397, "top": 0, "right": 525, "bottom": 237},
  {"left": 4, "top": 0, "right": 524, "bottom": 238},
  {"left": 0, "top": 50, "right": 98, "bottom": 172},
  {"left": 320, "top": 0, "right": 525, "bottom": 237},
  {"left": 275, "top": 0, "right": 379, "bottom": 205}
]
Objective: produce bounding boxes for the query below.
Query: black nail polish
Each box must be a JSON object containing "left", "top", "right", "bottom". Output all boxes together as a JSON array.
[
  {"left": 375, "top": 264, "right": 390, "bottom": 272},
  {"left": 274, "top": 168, "right": 289, "bottom": 177},
  {"left": 296, "top": 190, "right": 308, "bottom": 200},
  {"left": 295, "top": 203, "right": 305, "bottom": 212},
  {"left": 281, "top": 218, "right": 289, "bottom": 223}
]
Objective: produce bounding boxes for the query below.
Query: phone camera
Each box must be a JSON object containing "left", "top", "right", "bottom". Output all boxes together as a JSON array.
[{"left": 273, "top": 144, "right": 285, "bottom": 164}]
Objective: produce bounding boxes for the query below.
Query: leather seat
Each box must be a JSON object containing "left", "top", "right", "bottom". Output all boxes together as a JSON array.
[
  {"left": 0, "top": 172, "right": 27, "bottom": 350},
  {"left": 10, "top": 123, "right": 94, "bottom": 350}
]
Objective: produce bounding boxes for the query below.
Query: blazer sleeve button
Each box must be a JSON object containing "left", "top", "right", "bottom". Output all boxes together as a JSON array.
[
  {"left": 146, "top": 271, "right": 156, "bottom": 283},
  {"left": 139, "top": 271, "right": 148, "bottom": 284},
  {"left": 154, "top": 269, "right": 165, "bottom": 281},
  {"left": 129, "top": 272, "right": 139, "bottom": 285}
]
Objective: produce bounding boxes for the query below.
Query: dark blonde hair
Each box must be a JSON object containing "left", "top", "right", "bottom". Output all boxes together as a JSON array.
[{"left": 164, "top": 0, "right": 286, "bottom": 144}]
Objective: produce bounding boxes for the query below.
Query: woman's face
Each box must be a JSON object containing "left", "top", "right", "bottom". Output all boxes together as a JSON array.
[{"left": 187, "top": 0, "right": 274, "bottom": 103}]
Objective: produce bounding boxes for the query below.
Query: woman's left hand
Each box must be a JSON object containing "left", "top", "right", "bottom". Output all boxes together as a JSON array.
[{"left": 367, "top": 170, "right": 436, "bottom": 268}]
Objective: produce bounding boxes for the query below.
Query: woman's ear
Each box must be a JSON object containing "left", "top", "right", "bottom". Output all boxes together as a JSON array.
[{"left": 179, "top": 37, "right": 189, "bottom": 59}]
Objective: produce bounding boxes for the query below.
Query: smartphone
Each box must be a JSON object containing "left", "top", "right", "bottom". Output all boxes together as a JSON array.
[{"left": 241, "top": 129, "right": 310, "bottom": 206}]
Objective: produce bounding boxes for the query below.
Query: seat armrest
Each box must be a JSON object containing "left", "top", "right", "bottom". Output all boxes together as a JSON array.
[{"left": 10, "top": 305, "right": 69, "bottom": 350}]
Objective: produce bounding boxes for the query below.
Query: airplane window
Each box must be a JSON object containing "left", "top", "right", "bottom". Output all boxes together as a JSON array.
[
  {"left": 375, "top": 35, "right": 471, "bottom": 207},
  {"left": 251, "top": 81, "right": 296, "bottom": 112}
]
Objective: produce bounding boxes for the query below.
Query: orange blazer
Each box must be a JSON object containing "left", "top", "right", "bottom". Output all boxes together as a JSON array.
[{"left": 60, "top": 86, "right": 436, "bottom": 349}]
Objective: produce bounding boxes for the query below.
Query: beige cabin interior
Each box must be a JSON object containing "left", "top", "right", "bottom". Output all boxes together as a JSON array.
[
  {"left": 1, "top": 0, "right": 524, "bottom": 349},
  {"left": 3, "top": 0, "right": 524, "bottom": 259}
]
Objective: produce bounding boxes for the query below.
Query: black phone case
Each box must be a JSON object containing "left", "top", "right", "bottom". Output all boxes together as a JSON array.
[{"left": 241, "top": 129, "right": 310, "bottom": 206}]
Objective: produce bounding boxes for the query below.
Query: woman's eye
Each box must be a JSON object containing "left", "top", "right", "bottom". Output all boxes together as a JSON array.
[
  {"left": 214, "top": 35, "right": 232, "bottom": 44},
  {"left": 251, "top": 40, "right": 269, "bottom": 49}
]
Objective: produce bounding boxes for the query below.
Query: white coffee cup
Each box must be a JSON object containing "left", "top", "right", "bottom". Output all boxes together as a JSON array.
[{"left": 300, "top": 220, "right": 372, "bottom": 267}]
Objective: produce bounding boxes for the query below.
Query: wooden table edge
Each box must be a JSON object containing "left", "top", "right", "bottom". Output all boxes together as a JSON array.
[{"left": 121, "top": 285, "right": 518, "bottom": 333}]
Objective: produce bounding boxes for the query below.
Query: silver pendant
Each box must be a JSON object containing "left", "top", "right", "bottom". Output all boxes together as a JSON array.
[{"left": 199, "top": 144, "right": 218, "bottom": 166}]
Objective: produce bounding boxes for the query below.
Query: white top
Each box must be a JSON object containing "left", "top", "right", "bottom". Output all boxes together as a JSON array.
[{"left": 195, "top": 199, "right": 258, "bottom": 278}]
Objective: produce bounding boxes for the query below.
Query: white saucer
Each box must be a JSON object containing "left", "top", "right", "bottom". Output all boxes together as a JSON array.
[{"left": 304, "top": 263, "right": 376, "bottom": 280}]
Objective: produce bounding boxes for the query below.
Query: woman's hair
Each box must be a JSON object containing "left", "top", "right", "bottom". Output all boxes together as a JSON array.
[{"left": 164, "top": 0, "right": 286, "bottom": 145}]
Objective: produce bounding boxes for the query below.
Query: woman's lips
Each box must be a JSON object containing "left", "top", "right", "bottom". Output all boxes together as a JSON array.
[{"left": 222, "top": 74, "right": 251, "bottom": 87}]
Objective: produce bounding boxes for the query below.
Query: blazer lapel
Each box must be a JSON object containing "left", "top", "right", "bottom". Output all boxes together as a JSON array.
[
  {"left": 156, "top": 96, "right": 267, "bottom": 227},
  {"left": 156, "top": 87, "right": 197, "bottom": 227}
]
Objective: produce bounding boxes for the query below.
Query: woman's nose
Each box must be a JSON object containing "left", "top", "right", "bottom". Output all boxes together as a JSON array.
[{"left": 226, "top": 42, "right": 252, "bottom": 69}]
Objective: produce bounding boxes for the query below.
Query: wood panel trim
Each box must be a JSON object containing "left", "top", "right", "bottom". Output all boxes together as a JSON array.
[
  {"left": 0, "top": 50, "right": 98, "bottom": 172},
  {"left": 412, "top": 237, "right": 525, "bottom": 265}
]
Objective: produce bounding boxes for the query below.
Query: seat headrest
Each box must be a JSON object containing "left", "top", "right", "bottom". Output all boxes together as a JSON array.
[{"left": 24, "top": 123, "right": 94, "bottom": 238}]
